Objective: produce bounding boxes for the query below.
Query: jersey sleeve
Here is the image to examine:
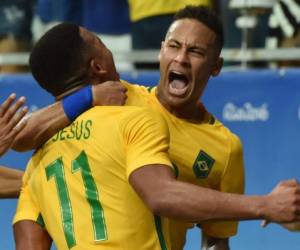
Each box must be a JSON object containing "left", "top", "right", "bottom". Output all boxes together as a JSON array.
[
  {"left": 201, "top": 133, "right": 245, "bottom": 238},
  {"left": 13, "top": 156, "right": 42, "bottom": 225},
  {"left": 120, "top": 108, "right": 173, "bottom": 178}
]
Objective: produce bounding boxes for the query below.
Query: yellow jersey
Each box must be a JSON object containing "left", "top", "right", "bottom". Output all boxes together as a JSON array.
[
  {"left": 123, "top": 82, "right": 245, "bottom": 244},
  {"left": 15, "top": 81, "right": 244, "bottom": 249},
  {"left": 15, "top": 106, "right": 172, "bottom": 250},
  {"left": 128, "top": 0, "right": 212, "bottom": 22}
]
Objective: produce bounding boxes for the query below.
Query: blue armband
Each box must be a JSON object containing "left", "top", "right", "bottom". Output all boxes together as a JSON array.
[{"left": 62, "top": 85, "right": 93, "bottom": 121}]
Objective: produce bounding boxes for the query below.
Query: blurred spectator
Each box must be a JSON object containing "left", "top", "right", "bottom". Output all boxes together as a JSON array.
[
  {"left": 221, "top": 0, "right": 270, "bottom": 67},
  {"left": 33, "top": 0, "right": 131, "bottom": 70},
  {"left": 266, "top": 0, "right": 300, "bottom": 66},
  {"left": 82, "top": 0, "right": 131, "bottom": 71},
  {"left": 33, "top": 0, "right": 83, "bottom": 41},
  {"left": 128, "top": 0, "right": 217, "bottom": 70},
  {"left": 0, "top": 0, "right": 35, "bottom": 73}
]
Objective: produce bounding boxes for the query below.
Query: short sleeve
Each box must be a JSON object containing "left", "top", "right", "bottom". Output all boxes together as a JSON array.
[
  {"left": 13, "top": 157, "right": 42, "bottom": 225},
  {"left": 201, "top": 133, "right": 245, "bottom": 238},
  {"left": 120, "top": 108, "right": 172, "bottom": 178}
]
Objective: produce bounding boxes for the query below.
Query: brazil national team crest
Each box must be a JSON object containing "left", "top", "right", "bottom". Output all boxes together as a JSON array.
[{"left": 193, "top": 150, "right": 215, "bottom": 178}]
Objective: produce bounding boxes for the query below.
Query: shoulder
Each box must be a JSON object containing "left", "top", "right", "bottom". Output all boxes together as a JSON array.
[
  {"left": 212, "top": 117, "right": 243, "bottom": 153},
  {"left": 121, "top": 79, "right": 153, "bottom": 95},
  {"left": 121, "top": 106, "right": 166, "bottom": 126},
  {"left": 118, "top": 107, "right": 169, "bottom": 140}
]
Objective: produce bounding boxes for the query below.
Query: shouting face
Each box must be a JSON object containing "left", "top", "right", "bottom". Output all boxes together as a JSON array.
[{"left": 157, "top": 18, "right": 222, "bottom": 112}]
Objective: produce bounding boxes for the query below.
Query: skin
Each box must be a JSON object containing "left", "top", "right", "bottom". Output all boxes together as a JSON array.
[
  {"left": 157, "top": 19, "right": 222, "bottom": 121},
  {"left": 0, "top": 93, "right": 28, "bottom": 156},
  {"left": 0, "top": 166, "right": 23, "bottom": 198},
  {"left": 0, "top": 94, "right": 27, "bottom": 198},
  {"left": 14, "top": 220, "right": 52, "bottom": 250},
  {"left": 13, "top": 22, "right": 300, "bottom": 250}
]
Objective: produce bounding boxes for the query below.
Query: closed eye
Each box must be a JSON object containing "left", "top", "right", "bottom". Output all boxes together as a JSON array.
[
  {"left": 168, "top": 43, "right": 180, "bottom": 49},
  {"left": 169, "top": 44, "right": 178, "bottom": 48},
  {"left": 167, "top": 39, "right": 181, "bottom": 49},
  {"left": 189, "top": 47, "right": 205, "bottom": 56}
]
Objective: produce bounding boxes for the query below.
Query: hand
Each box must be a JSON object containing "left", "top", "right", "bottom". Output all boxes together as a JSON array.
[
  {"left": 280, "top": 222, "right": 300, "bottom": 232},
  {"left": 263, "top": 179, "right": 300, "bottom": 223},
  {"left": 262, "top": 221, "right": 300, "bottom": 232},
  {"left": 0, "top": 94, "right": 28, "bottom": 156},
  {"left": 92, "top": 81, "right": 127, "bottom": 106}
]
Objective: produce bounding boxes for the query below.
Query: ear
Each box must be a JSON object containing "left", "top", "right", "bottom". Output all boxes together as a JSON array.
[
  {"left": 211, "top": 57, "right": 223, "bottom": 77},
  {"left": 90, "top": 58, "right": 107, "bottom": 77}
]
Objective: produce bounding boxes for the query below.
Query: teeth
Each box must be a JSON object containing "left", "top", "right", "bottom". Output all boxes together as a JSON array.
[{"left": 172, "top": 71, "right": 184, "bottom": 76}]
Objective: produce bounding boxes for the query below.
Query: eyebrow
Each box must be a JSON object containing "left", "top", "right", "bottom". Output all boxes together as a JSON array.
[
  {"left": 168, "top": 39, "right": 181, "bottom": 45},
  {"left": 168, "top": 38, "right": 207, "bottom": 51}
]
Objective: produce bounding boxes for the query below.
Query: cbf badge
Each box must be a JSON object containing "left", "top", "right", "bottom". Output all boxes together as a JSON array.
[{"left": 193, "top": 150, "right": 215, "bottom": 178}]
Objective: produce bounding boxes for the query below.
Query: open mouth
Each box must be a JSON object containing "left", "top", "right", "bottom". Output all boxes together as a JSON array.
[{"left": 168, "top": 71, "right": 189, "bottom": 96}]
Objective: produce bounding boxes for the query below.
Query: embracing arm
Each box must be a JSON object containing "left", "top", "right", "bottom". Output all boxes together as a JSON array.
[
  {"left": 129, "top": 165, "right": 300, "bottom": 224},
  {"left": 12, "top": 102, "right": 69, "bottom": 151},
  {"left": 14, "top": 220, "right": 52, "bottom": 250},
  {"left": 13, "top": 81, "right": 127, "bottom": 151}
]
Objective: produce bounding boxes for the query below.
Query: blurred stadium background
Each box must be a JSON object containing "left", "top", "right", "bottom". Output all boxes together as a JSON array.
[{"left": 1, "top": 0, "right": 300, "bottom": 249}]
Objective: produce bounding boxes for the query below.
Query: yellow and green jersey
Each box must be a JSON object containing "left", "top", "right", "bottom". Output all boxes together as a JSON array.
[
  {"left": 15, "top": 80, "right": 244, "bottom": 249},
  {"left": 123, "top": 81, "right": 245, "bottom": 244},
  {"left": 15, "top": 106, "right": 172, "bottom": 250}
]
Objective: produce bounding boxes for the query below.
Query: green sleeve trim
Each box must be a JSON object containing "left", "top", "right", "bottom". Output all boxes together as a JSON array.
[
  {"left": 146, "top": 86, "right": 154, "bottom": 93},
  {"left": 154, "top": 215, "right": 168, "bottom": 250},
  {"left": 209, "top": 115, "right": 216, "bottom": 125},
  {"left": 36, "top": 213, "right": 45, "bottom": 228},
  {"left": 171, "top": 162, "right": 179, "bottom": 179}
]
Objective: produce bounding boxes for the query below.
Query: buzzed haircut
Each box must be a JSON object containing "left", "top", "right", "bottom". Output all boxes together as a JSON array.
[
  {"left": 174, "top": 5, "right": 224, "bottom": 53},
  {"left": 29, "top": 23, "right": 92, "bottom": 96}
]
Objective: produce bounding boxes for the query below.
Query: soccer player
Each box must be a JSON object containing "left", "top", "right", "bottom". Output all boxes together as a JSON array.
[
  {"left": 14, "top": 23, "right": 175, "bottom": 250},
  {"left": 0, "top": 94, "right": 27, "bottom": 198},
  {"left": 13, "top": 7, "right": 300, "bottom": 250}
]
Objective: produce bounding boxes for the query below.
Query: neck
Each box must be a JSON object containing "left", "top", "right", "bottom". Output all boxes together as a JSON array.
[
  {"left": 156, "top": 93, "right": 206, "bottom": 123},
  {"left": 55, "top": 83, "right": 87, "bottom": 100}
]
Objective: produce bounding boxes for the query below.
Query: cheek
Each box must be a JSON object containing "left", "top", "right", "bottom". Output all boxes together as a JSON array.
[
  {"left": 193, "top": 61, "right": 212, "bottom": 78},
  {"left": 160, "top": 49, "right": 175, "bottom": 62}
]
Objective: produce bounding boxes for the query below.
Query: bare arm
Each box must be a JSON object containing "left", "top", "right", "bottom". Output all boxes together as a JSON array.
[
  {"left": 12, "top": 102, "right": 69, "bottom": 151},
  {"left": 0, "top": 94, "right": 28, "bottom": 155},
  {"left": 13, "top": 81, "right": 127, "bottom": 151},
  {"left": 129, "top": 165, "right": 300, "bottom": 224},
  {"left": 14, "top": 220, "right": 52, "bottom": 250},
  {"left": 0, "top": 166, "right": 24, "bottom": 198}
]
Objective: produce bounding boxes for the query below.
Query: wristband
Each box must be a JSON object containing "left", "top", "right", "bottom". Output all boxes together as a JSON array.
[{"left": 62, "top": 85, "right": 93, "bottom": 121}]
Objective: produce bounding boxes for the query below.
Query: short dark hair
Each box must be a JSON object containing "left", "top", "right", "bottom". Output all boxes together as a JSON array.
[
  {"left": 29, "top": 23, "right": 92, "bottom": 96},
  {"left": 174, "top": 5, "right": 224, "bottom": 53}
]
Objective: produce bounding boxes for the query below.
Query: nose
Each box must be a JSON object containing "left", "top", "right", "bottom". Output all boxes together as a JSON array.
[{"left": 174, "top": 48, "right": 190, "bottom": 66}]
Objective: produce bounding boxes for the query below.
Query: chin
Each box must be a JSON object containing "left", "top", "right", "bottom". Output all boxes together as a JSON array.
[{"left": 166, "top": 95, "right": 189, "bottom": 108}]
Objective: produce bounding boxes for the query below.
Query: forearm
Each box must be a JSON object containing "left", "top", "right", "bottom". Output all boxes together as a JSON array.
[
  {"left": 12, "top": 82, "right": 127, "bottom": 152},
  {"left": 152, "top": 179, "right": 264, "bottom": 222},
  {"left": 131, "top": 166, "right": 265, "bottom": 223},
  {"left": 12, "top": 102, "right": 70, "bottom": 151},
  {"left": 157, "top": 178, "right": 300, "bottom": 225},
  {"left": 0, "top": 166, "right": 24, "bottom": 198}
]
